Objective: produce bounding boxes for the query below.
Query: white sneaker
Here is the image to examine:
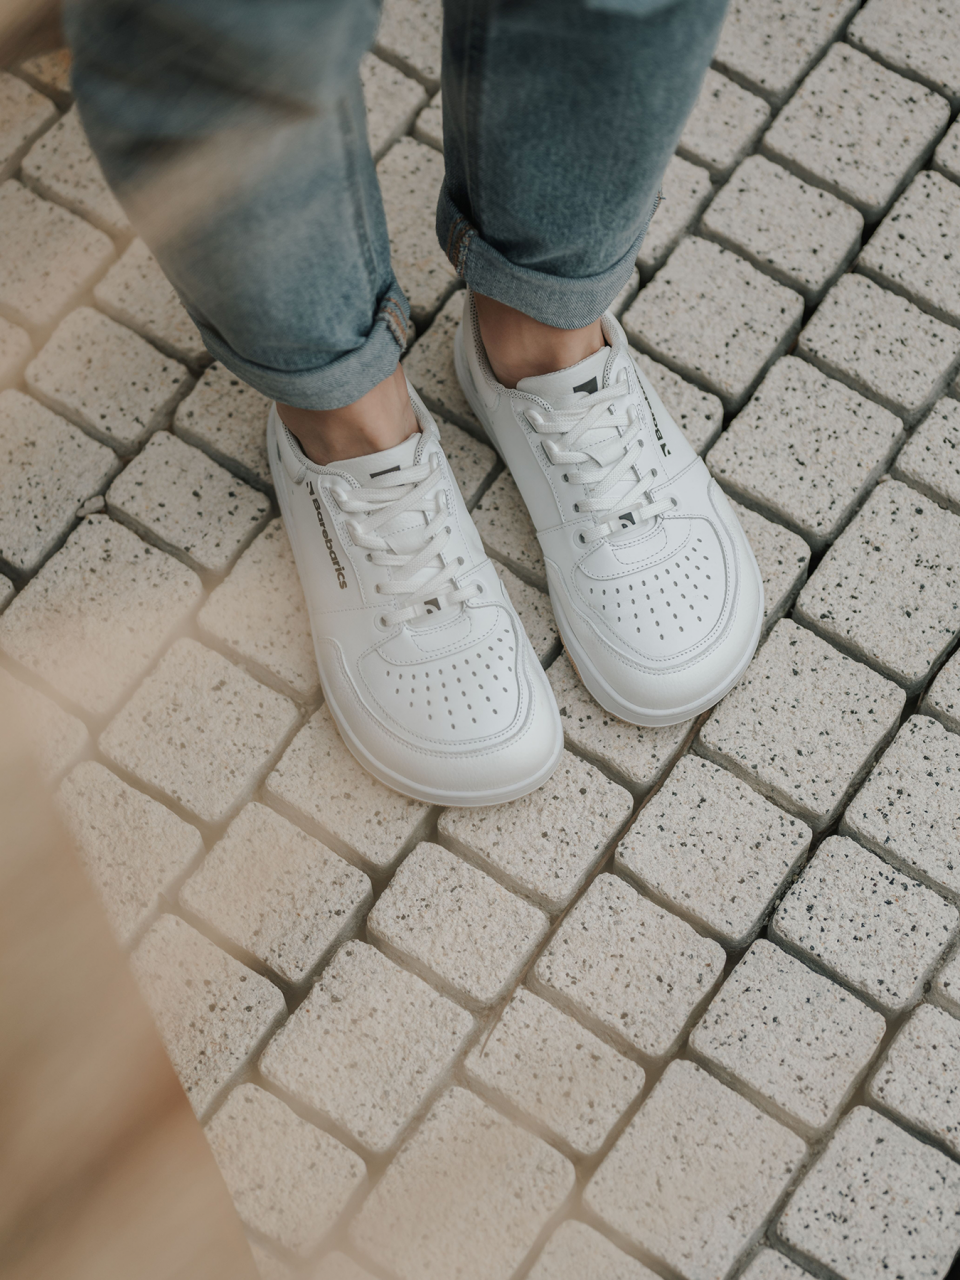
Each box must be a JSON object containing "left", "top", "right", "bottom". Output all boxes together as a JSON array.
[
  {"left": 267, "top": 382, "right": 563, "bottom": 805},
  {"left": 454, "top": 291, "right": 763, "bottom": 726}
]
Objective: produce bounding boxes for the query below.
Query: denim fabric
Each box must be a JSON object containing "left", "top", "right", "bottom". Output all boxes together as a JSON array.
[{"left": 65, "top": 0, "right": 725, "bottom": 409}]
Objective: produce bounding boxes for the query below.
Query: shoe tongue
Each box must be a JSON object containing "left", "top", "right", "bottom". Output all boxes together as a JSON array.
[
  {"left": 328, "top": 429, "right": 423, "bottom": 485},
  {"left": 516, "top": 344, "right": 612, "bottom": 404}
]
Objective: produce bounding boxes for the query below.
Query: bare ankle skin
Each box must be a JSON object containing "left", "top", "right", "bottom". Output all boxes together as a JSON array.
[
  {"left": 277, "top": 363, "right": 419, "bottom": 466},
  {"left": 473, "top": 292, "right": 606, "bottom": 389}
]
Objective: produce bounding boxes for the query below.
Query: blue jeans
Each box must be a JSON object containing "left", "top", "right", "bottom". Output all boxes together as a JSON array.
[{"left": 64, "top": 0, "right": 727, "bottom": 410}]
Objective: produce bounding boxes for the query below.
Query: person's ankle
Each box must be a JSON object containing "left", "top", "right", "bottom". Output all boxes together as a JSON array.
[
  {"left": 277, "top": 363, "right": 419, "bottom": 466},
  {"left": 473, "top": 292, "right": 606, "bottom": 389}
]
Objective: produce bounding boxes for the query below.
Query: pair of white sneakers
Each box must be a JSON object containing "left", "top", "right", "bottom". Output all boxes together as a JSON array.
[{"left": 268, "top": 293, "right": 763, "bottom": 807}]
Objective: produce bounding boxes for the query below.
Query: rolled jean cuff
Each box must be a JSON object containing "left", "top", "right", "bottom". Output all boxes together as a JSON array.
[{"left": 437, "top": 184, "right": 660, "bottom": 329}]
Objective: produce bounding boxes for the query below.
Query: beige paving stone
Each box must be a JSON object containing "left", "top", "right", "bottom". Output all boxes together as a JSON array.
[
  {"left": 0, "top": 665, "right": 88, "bottom": 783},
  {"left": 699, "top": 619, "right": 905, "bottom": 831},
  {"left": 205, "top": 1084, "right": 365, "bottom": 1256},
  {"left": 0, "top": 515, "right": 201, "bottom": 716},
  {"left": 21, "top": 105, "right": 129, "bottom": 236},
  {"left": 740, "top": 1249, "right": 817, "bottom": 1280},
  {"left": 934, "top": 945, "right": 960, "bottom": 1015},
  {"left": 106, "top": 431, "right": 270, "bottom": 576},
  {"left": 762, "top": 44, "right": 950, "bottom": 222},
  {"left": 377, "top": 138, "right": 456, "bottom": 326},
  {"left": 496, "top": 563, "right": 557, "bottom": 663},
  {"left": 848, "top": 0, "right": 960, "bottom": 108},
  {"left": 413, "top": 91, "right": 442, "bottom": 150},
  {"left": 360, "top": 52, "right": 427, "bottom": 161},
  {"left": 260, "top": 939, "right": 473, "bottom": 1152},
  {"left": 366, "top": 841, "right": 549, "bottom": 1009},
  {"left": 631, "top": 349, "right": 725, "bottom": 455},
  {"left": 26, "top": 307, "right": 189, "bottom": 453},
  {"left": 350, "top": 1086, "right": 574, "bottom": 1280},
  {"left": 130, "top": 913, "right": 285, "bottom": 1117},
  {"left": 375, "top": 0, "right": 443, "bottom": 88},
  {"left": 771, "top": 835, "right": 958, "bottom": 1014},
  {"left": 0, "top": 389, "right": 118, "bottom": 575},
  {"left": 623, "top": 236, "right": 804, "bottom": 414},
  {"left": 439, "top": 751, "right": 633, "bottom": 912},
  {"left": 0, "top": 574, "right": 12, "bottom": 610},
  {"left": 0, "top": 316, "right": 31, "bottom": 390},
  {"left": 0, "top": 180, "right": 115, "bottom": 331},
  {"left": 312, "top": 1253, "right": 377, "bottom": 1280},
  {"left": 94, "top": 237, "right": 205, "bottom": 364},
  {"left": 402, "top": 289, "right": 480, "bottom": 433},
  {"left": 531, "top": 873, "right": 725, "bottom": 1060},
  {"left": 527, "top": 1221, "right": 659, "bottom": 1280},
  {"left": 777, "top": 1106, "right": 960, "bottom": 1280},
  {"left": 690, "top": 939, "right": 886, "bottom": 1135},
  {"left": 101, "top": 638, "right": 298, "bottom": 824},
  {"left": 586, "top": 1060, "right": 806, "bottom": 1280},
  {"left": 617, "top": 756, "right": 811, "bottom": 947},
  {"left": 921, "top": 646, "right": 960, "bottom": 734},
  {"left": 708, "top": 356, "right": 905, "bottom": 550},
  {"left": 264, "top": 703, "right": 430, "bottom": 873},
  {"left": 933, "top": 114, "right": 960, "bottom": 183},
  {"left": 249, "top": 1241, "right": 294, "bottom": 1280},
  {"left": 59, "top": 760, "right": 203, "bottom": 947},
  {"left": 731, "top": 500, "right": 811, "bottom": 629},
  {"left": 437, "top": 411, "right": 497, "bottom": 507},
  {"left": 677, "top": 69, "right": 771, "bottom": 181},
  {"left": 867, "top": 1002, "right": 960, "bottom": 1156},
  {"left": 637, "top": 155, "right": 714, "bottom": 278},
  {"left": 464, "top": 987, "right": 645, "bottom": 1156},
  {"left": 472, "top": 469, "right": 544, "bottom": 587},
  {"left": 0, "top": 71, "right": 57, "bottom": 183},
  {"left": 892, "top": 397, "right": 960, "bottom": 514},
  {"left": 174, "top": 360, "right": 271, "bottom": 489},
  {"left": 16, "top": 47, "right": 72, "bottom": 108}
]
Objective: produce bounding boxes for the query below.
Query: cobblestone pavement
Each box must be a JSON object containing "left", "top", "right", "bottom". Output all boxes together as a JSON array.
[{"left": 3, "top": 4, "right": 960, "bottom": 1278}]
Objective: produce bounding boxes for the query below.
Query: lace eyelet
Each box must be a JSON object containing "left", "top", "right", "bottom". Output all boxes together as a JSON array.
[
  {"left": 670, "top": 496, "right": 679, "bottom": 509},
  {"left": 457, "top": 556, "right": 465, "bottom": 566},
  {"left": 562, "top": 473, "right": 569, "bottom": 483},
  {"left": 376, "top": 614, "right": 391, "bottom": 631},
  {"left": 651, "top": 468, "right": 658, "bottom": 479},
  {"left": 573, "top": 503, "right": 580, "bottom": 513},
  {"left": 365, "top": 552, "right": 373, "bottom": 562},
  {"left": 578, "top": 532, "right": 587, "bottom": 545},
  {"left": 475, "top": 582, "right": 485, "bottom": 594}
]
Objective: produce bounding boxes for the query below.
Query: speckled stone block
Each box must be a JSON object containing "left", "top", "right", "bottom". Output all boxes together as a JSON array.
[
  {"left": 94, "top": 238, "right": 205, "bottom": 364},
  {"left": 249, "top": 1242, "right": 293, "bottom": 1280},
  {"left": 174, "top": 361, "right": 271, "bottom": 489},
  {"left": 771, "top": 835, "right": 958, "bottom": 1013},
  {"left": 893, "top": 397, "right": 960, "bottom": 514},
  {"left": 106, "top": 431, "right": 270, "bottom": 575},
  {"left": 0, "top": 515, "right": 201, "bottom": 716},
  {"left": 527, "top": 1221, "right": 659, "bottom": 1280},
  {"left": 16, "top": 48, "right": 72, "bottom": 108},
  {"left": 413, "top": 91, "right": 442, "bottom": 150},
  {"left": 437, "top": 412, "right": 497, "bottom": 507},
  {"left": 264, "top": 705, "right": 430, "bottom": 873},
  {"left": 617, "top": 756, "right": 811, "bottom": 947},
  {"left": 631, "top": 349, "right": 725, "bottom": 455},
  {"left": 690, "top": 939, "right": 886, "bottom": 1135},
  {"left": 935, "top": 947, "right": 960, "bottom": 1014},
  {"left": 260, "top": 939, "right": 473, "bottom": 1152},
  {"left": 402, "top": 290, "right": 479, "bottom": 433},
  {"left": 26, "top": 307, "right": 189, "bottom": 454},
  {"left": 59, "top": 760, "right": 202, "bottom": 947},
  {"left": 377, "top": 138, "right": 456, "bottom": 326},
  {"left": 623, "top": 237, "right": 804, "bottom": 414},
  {"left": 868, "top": 1002, "right": 960, "bottom": 1156},
  {"left": 531, "top": 873, "right": 725, "bottom": 1060},
  {"left": 933, "top": 115, "right": 960, "bottom": 183},
  {"left": 360, "top": 52, "right": 427, "bottom": 160},
  {"left": 677, "top": 69, "right": 771, "bottom": 181},
  {"left": 0, "top": 666, "right": 88, "bottom": 783},
  {"left": 795, "top": 479, "right": 960, "bottom": 692},
  {"left": 130, "top": 913, "right": 284, "bottom": 1116},
  {"left": 731, "top": 500, "right": 811, "bottom": 629},
  {"left": 101, "top": 638, "right": 298, "bottom": 824},
  {"left": 496, "top": 564, "right": 557, "bottom": 663},
  {"left": 180, "top": 802, "right": 371, "bottom": 985},
  {"left": 351, "top": 1086, "right": 574, "bottom": 1280},
  {"left": 762, "top": 44, "right": 950, "bottom": 222},
  {"left": 0, "top": 574, "right": 12, "bottom": 609},
  {"left": 464, "top": 987, "right": 645, "bottom": 1156},
  {"left": 0, "top": 71, "right": 57, "bottom": 182},
  {"left": 586, "top": 1060, "right": 806, "bottom": 1280},
  {"left": 922, "top": 647, "right": 960, "bottom": 734},
  {"left": 472, "top": 469, "right": 545, "bottom": 587},
  {"left": 701, "top": 155, "right": 863, "bottom": 302},
  {"left": 798, "top": 274, "right": 960, "bottom": 427},
  {"left": 778, "top": 1105, "right": 960, "bottom": 1280},
  {"left": 367, "top": 841, "right": 549, "bottom": 1009},
  {"left": 0, "top": 389, "right": 118, "bottom": 575},
  {"left": 0, "top": 317, "right": 31, "bottom": 391},
  {"left": 21, "top": 105, "right": 129, "bottom": 236},
  {"left": 313, "top": 1256, "right": 377, "bottom": 1280},
  {"left": 0, "top": 180, "right": 115, "bottom": 330},
  {"left": 637, "top": 155, "right": 714, "bottom": 278},
  {"left": 708, "top": 356, "right": 904, "bottom": 550},
  {"left": 740, "top": 1251, "right": 812, "bottom": 1280},
  {"left": 699, "top": 619, "right": 905, "bottom": 831},
  {"left": 375, "top": 0, "right": 442, "bottom": 88},
  {"left": 842, "top": 715, "right": 960, "bottom": 899},
  {"left": 205, "top": 1084, "right": 365, "bottom": 1255},
  {"left": 849, "top": 0, "right": 960, "bottom": 108}
]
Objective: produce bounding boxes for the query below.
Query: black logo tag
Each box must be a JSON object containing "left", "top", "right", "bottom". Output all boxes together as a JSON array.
[
  {"left": 572, "top": 376, "right": 599, "bottom": 395},
  {"left": 370, "top": 463, "right": 401, "bottom": 478},
  {"left": 424, "top": 597, "right": 441, "bottom": 614},
  {"left": 619, "top": 512, "right": 636, "bottom": 528}
]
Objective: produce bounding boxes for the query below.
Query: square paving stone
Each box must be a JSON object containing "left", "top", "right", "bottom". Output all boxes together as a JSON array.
[
  {"left": 0, "top": 389, "right": 119, "bottom": 576},
  {"left": 841, "top": 714, "right": 960, "bottom": 899},
  {"left": 527, "top": 1221, "right": 659, "bottom": 1280},
  {"left": 0, "top": 666, "right": 88, "bottom": 783},
  {"left": 0, "top": 316, "right": 31, "bottom": 390},
  {"left": 934, "top": 115, "right": 960, "bottom": 183},
  {"left": 0, "top": 573, "right": 12, "bottom": 609},
  {"left": 106, "top": 431, "right": 270, "bottom": 575},
  {"left": 867, "top": 1002, "right": 960, "bottom": 1157},
  {"left": 16, "top": 47, "right": 72, "bottom": 107},
  {"left": 0, "top": 515, "right": 201, "bottom": 716},
  {"left": 797, "top": 273, "right": 960, "bottom": 426},
  {"left": 739, "top": 1251, "right": 812, "bottom": 1280},
  {"left": 366, "top": 841, "right": 549, "bottom": 1009},
  {"left": 413, "top": 90, "right": 442, "bottom": 150},
  {"left": 690, "top": 939, "right": 886, "bottom": 1135},
  {"left": 350, "top": 1086, "right": 574, "bottom": 1280},
  {"left": 101, "top": 638, "right": 298, "bottom": 824},
  {"left": 130, "top": 913, "right": 285, "bottom": 1117},
  {"left": 623, "top": 237, "right": 804, "bottom": 414},
  {"left": 707, "top": 356, "right": 904, "bottom": 550},
  {"left": 26, "top": 307, "right": 190, "bottom": 454},
  {"left": 585, "top": 1060, "right": 806, "bottom": 1280},
  {"left": 360, "top": 52, "right": 427, "bottom": 161},
  {"left": 59, "top": 760, "right": 203, "bottom": 947},
  {"left": 632, "top": 349, "right": 725, "bottom": 456},
  {"left": 761, "top": 43, "right": 950, "bottom": 222},
  {"left": 731, "top": 500, "right": 811, "bottom": 629},
  {"left": 205, "top": 1084, "right": 365, "bottom": 1256},
  {"left": 848, "top": 0, "right": 960, "bottom": 109},
  {"left": 617, "top": 756, "right": 812, "bottom": 947},
  {"left": 375, "top": 0, "right": 443, "bottom": 89},
  {"left": 93, "top": 237, "right": 206, "bottom": 364},
  {"left": 0, "top": 71, "right": 57, "bottom": 182},
  {"left": 472, "top": 469, "right": 545, "bottom": 587},
  {"left": 794, "top": 479, "right": 960, "bottom": 692},
  {"left": 699, "top": 619, "right": 905, "bottom": 831},
  {"left": 377, "top": 137, "right": 456, "bottom": 326},
  {"left": 402, "top": 289, "right": 480, "bottom": 434},
  {"left": 463, "top": 987, "right": 645, "bottom": 1157},
  {"left": 21, "top": 105, "right": 129, "bottom": 236},
  {"left": 677, "top": 69, "right": 771, "bottom": 181},
  {"left": 438, "top": 751, "right": 633, "bottom": 913},
  {"left": 935, "top": 946, "right": 960, "bottom": 1015},
  {"left": 180, "top": 802, "right": 371, "bottom": 985},
  {"left": 260, "top": 939, "right": 473, "bottom": 1153},
  {"left": 496, "top": 563, "right": 557, "bottom": 663},
  {"left": 771, "top": 835, "right": 958, "bottom": 1014},
  {"left": 437, "top": 412, "right": 497, "bottom": 507},
  {"left": 701, "top": 155, "right": 863, "bottom": 303},
  {"left": 637, "top": 155, "right": 713, "bottom": 278},
  {"left": 892, "top": 397, "right": 960, "bottom": 514},
  {"left": 173, "top": 361, "right": 271, "bottom": 489},
  {"left": 777, "top": 1105, "right": 960, "bottom": 1280},
  {"left": 531, "top": 872, "right": 725, "bottom": 1060},
  {"left": 0, "top": 180, "right": 115, "bottom": 331},
  {"left": 921, "top": 646, "right": 960, "bottom": 734},
  {"left": 263, "top": 704, "right": 430, "bottom": 874}
]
